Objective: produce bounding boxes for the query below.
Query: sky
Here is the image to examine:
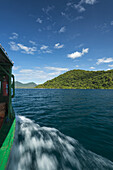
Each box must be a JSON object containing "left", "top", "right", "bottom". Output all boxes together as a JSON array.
[{"left": 0, "top": 0, "right": 113, "bottom": 84}]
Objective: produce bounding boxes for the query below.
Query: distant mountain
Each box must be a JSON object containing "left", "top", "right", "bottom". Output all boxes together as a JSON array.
[
  {"left": 35, "top": 69, "right": 113, "bottom": 89},
  {"left": 15, "top": 81, "right": 37, "bottom": 89}
]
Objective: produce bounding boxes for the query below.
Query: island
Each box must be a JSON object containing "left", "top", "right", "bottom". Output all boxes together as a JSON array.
[
  {"left": 35, "top": 69, "right": 113, "bottom": 89},
  {"left": 15, "top": 81, "right": 37, "bottom": 89}
]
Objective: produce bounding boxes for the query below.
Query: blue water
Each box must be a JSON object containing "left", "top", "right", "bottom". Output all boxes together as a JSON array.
[{"left": 8, "top": 89, "right": 113, "bottom": 170}]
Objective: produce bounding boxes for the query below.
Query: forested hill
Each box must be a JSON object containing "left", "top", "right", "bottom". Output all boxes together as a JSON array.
[
  {"left": 15, "top": 81, "right": 37, "bottom": 88},
  {"left": 36, "top": 69, "right": 113, "bottom": 89}
]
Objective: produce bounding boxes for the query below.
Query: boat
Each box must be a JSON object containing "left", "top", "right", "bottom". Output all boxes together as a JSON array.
[{"left": 0, "top": 44, "right": 16, "bottom": 170}]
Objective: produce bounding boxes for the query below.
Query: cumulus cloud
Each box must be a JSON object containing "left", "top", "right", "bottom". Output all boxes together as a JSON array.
[
  {"left": 74, "top": 4, "right": 85, "bottom": 12},
  {"left": 45, "top": 67, "right": 69, "bottom": 72},
  {"left": 108, "top": 64, "right": 113, "bottom": 67},
  {"left": 59, "top": 26, "right": 66, "bottom": 33},
  {"left": 68, "top": 52, "right": 82, "bottom": 59},
  {"left": 9, "top": 41, "right": 37, "bottom": 54},
  {"left": 9, "top": 32, "right": 18, "bottom": 40},
  {"left": 90, "top": 67, "right": 95, "bottom": 69},
  {"left": 67, "top": 48, "right": 89, "bottom": 59},
  {"left": 36, "top": 18, "right": 42, "bottom": 24},
  {"left": 40, "top": 45, "right": 48, "bottom": 50},
  {"left": 40, "top": 45, "right": 52, "bottom": 53},
  {"left": 17, "top": 44, "right": 37, "bottom": 54},
  {"left": 54, "top": 43, "right": 64, "bottom": 49},
  {"left": 82, "top": 48, "right": 89, "bottom": 53},
  {"left": 73, "top": 0, "right": 97, "bottom": 12},
  {"left": 96, "top": 58, "right": 113, "bottom": 65},
  {"left": 9, "top": 41, "right": 19, "bottom": 51}
]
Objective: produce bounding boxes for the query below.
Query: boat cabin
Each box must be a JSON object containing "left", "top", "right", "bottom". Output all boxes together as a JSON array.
[{"left": 0, "top": 44, "right": 15, "bottom": 129}]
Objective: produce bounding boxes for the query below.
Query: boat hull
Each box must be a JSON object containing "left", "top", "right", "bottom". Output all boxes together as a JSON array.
[{"left": 0, "top": 118, "right": 16, "bottom": 170}]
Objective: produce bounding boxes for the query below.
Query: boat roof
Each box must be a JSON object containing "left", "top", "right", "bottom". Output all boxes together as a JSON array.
[{"left": 0, "top": 44, "right": 13, "bottom": 66}]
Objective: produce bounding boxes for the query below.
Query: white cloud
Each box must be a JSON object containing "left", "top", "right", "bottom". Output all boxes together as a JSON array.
[
  {"left": 43, "top": 50, "right": 52, "bottom": 53},
  {"left": 67, "top": 48, "right": 89, "bottom": 59},
  {"left": 82, "top": 48, "right": 89, "bottom": 53},
  {"left": 45, "top": 67, "right": 69, "bottom": 72},
  {"left": 29, "top": 40, "right": 37, "bottom": 46},
  {"left": 90, "top": 67, "right": 95, "bottom": 69},
  {"left": 15, "top": 68, "right": 46, "bottom": 83},
  {"left": 45, "top": 66, "right": 69, "bottom": 77},
  {"left": 74, "top": 0, "right": 96, "bottom": 12},
  {"left": 15, "top": 66, "right": 68, "bottom": 84},
  {"left": 68, "top": 52, "right": 82, "bottom": 59},
  {"left": 17, "top": 43, "right": 37, "bottom": 54},
  {"left": 54, "top": 43, "right": 64, "bottom": 49},
  {"left": 40, "top": 45, "right": 48, "bottom": 50},
  {"left": 76, "top": 65, "right": 79, "bottom": 68},
  {"left": 85, "top": 0, "right": 96, "bottom": 5},
  {"left": 111, "top": 21, "right": 113, "bottom": 26},
  {"left": 13, "top": 66, "right": 20, "bottom": 70},
  {"left": 40, "top": 45, "right": 52, "bottom": 53},
  {"left": 59, "top": 26, "right": 66, "bottom": 33},
  {"left": 96, "top": 58, "right": 113, "bottom": 65},
  {"left": 48, "top": 72, "right": 61, "bottom": 76},
  {"left": 9, "top": 32, "right": 18, "bottom": 40},
  {"left": 36, "top": 18, "right": 42, "bottom": 24},
  {"left": 108, "top": 64, "right": 113, "bottom": 67},
  {"left": 9, "top": 41, "right": 37, "bottom": 54},
  {"left": 9, "top": 41, "right": 19, "bottom": 51},
  {"left": 19, "top": 69, "right": 33, "bottom": 73},
  {"left": 74, "top": 4, "right": 85, "bottom": 12}
]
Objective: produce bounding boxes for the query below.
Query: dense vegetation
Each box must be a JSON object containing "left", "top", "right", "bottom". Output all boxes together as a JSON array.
[
  {"left": 36, "top": 69, "right": 113, "bottom": 89},
  {"left": 15, "top": 81, "right": 37, "bottom": 89}
]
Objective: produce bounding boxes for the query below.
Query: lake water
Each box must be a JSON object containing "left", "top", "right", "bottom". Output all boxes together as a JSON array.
[{"left": 8, "top": 89, "right": 113, "bottom": 170}]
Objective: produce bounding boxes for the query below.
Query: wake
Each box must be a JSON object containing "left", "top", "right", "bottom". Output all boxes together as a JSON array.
[{"left": 7, "top": 116, "right": 113, "bottom": 170}]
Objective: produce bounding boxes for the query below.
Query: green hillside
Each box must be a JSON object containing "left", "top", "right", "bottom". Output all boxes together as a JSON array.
[
  {"left": 36, "top": 69, "right": 113, "bottom": 89},
  {"left": 15, "top": 81, "right": 37, "bottom": 89}
]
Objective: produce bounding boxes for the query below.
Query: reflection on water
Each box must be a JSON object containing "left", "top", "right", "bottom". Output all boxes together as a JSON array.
[{"left": 7, "top": 116, "right": 113, "bottom": 170}]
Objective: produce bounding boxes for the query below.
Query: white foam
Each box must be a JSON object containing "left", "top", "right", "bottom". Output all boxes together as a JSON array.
[
  {"left": 37, "top": 154, "right": 58, "bottom": 170},
  {"left": 7, "top": 116, "right": 113, "bottom": 170}
]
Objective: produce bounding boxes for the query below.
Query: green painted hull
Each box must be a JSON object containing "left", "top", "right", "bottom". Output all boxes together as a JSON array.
[{"left": 0, "top": 119, "right": 16, "bottom": 170}]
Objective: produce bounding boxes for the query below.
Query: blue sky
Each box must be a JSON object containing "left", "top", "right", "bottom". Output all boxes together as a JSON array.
[{"left": 0, "top": 0, "right": 113, "bottom": 84}]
